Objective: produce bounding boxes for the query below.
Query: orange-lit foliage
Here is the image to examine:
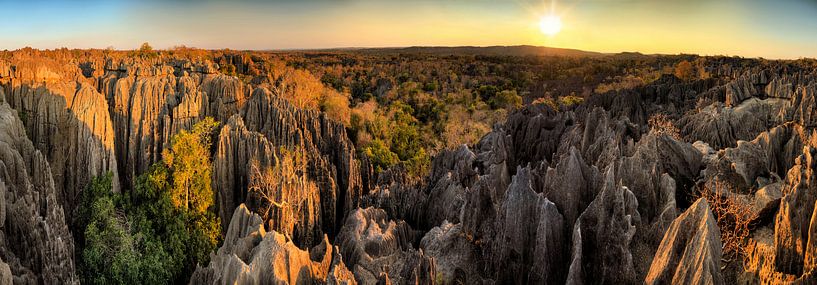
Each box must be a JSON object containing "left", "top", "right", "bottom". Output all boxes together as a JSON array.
[{"left": 674, "top": 60, "right": 695, "bottom": 81}]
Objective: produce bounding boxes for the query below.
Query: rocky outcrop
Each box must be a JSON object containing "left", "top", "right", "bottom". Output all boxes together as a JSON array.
[
  {"left": 774, "top": 146, "right": 817, "bottom": 276},
  {"left": 0, "top": 101, "right": 77, "bottom": 284},
  {"left": 213, "top": 115, "right": 277, "bottom": 231},
  {"left": 495, "top": 166, "right": 567, "bottom": 284},
  {"left": 566, "top": 168, "right": 640, "bottom": 285},
  {"left": 334, "top": 207, "right": 435, "bottom": 284},
  {"left": 679, "top": 98, "right": 787, "bottom": 150},
  {"left": 645, "top": 198, "right": 723, "bottom": 285},
  {"left": 214, "top": 87, "right": 369, "bottom": 243},
  {"left": 617, "top": 134, "right": 701, "bottom": 222},
  {"left": 2, "top": 61, "right": 119, "bottom": 222},
  {"left": 420, "top": 221, "right": 485, "bottom": 284},
  {"left": 543, "top": 147, "right": 599, "bottom": 231},
  {"left": 701, "top": 123, "right": 816, "bottom": 191},
  {"left": 190, "top": 204, "right": 350, "bottom": 285},
  {"left": 100, "top": 59, "right": 248, "bottom": 187}
]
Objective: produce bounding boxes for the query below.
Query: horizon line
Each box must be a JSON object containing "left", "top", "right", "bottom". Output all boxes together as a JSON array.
[{"left": 2, "top": 44, "right": 813, "bottom": 61}]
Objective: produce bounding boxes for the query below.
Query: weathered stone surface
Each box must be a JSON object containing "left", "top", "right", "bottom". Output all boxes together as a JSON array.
[
  {"left": 679, "top": 98, "right": 786, "bottom": 150},
  {"left": 420, "top": 221, "right": 485, "bottom": 284},
  {"left": 335, "top": 207, "right": 435, "bottom": 285},
  {"left": 237, "top": 87, "right": 369, "bottom": 239},
  {"left": 566, "top": 168, "right": 640, "bottom": 285},
  {"left": 327, "top": 246, "right": 358, "bottom": 285},
  {"left": 775, "top": 147, "right": 817, "bottom": 276},
  {"left": 0, "top": 257, "right": 10, "bottom": 285},
  {"left": 645, "top": 198, "right": 723, "bottom": 285},
  {"left": 0, "top": 101, "right": 77, "bottom": 284},
  {"left": 617, "top": 134, "right": 701, "bottom": 222},
  {"left": 214, "top": 114, "right": 327, "bottom": 249},
  {"left": 214, "top": 87, "right": 369, "bottom": 247},
  {"left": 496, "top": 166, "right": 567, "bottom": 284},
  {"left": 529, "top": 196, "right": 567, "bottom": 284},
  {"left": 190, "top": 204, "right": 341, "bottom": 285},
  {"left": 2, "top": 61, "right": 120, "bottom": 223},
  {"left": 213, "top": 115, "right": 277, "bottom": 231},
  {"left": 544, "top": 147, "right": 599, "bottom": 230}
]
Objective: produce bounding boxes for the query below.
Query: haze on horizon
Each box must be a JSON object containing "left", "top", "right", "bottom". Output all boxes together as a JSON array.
[{"left": 1, "top": 0, "right": 816, "bottom": 59}]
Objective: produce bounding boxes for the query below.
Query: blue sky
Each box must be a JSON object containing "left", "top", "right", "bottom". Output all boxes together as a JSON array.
[{"left": 0, "top": 0, "right": 815, "bottom": 59}]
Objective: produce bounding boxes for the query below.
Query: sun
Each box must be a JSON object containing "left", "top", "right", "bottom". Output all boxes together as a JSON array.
[{"left": 539, "top": 14, "right": 562, "bottom": 36}]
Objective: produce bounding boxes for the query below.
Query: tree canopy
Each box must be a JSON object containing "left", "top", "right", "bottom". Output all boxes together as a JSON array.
[{"left": 77, "top": 118, "right": 222, "bottom": 284}]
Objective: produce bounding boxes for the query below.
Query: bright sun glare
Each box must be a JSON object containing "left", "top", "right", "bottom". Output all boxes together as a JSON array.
[{"left": 539, "top": 14, "right": 562, "bottom": 36}]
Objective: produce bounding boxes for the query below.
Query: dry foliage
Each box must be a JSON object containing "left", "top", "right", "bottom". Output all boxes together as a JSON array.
[
  {"left": 648, "top": 113, "right": 682, "bottom": 140},
  {"left": 246, "top": 147, "right": 315, "bottom": 240},
  {"left": 695, "top": 181, "right": 754, "bottom": 261}
]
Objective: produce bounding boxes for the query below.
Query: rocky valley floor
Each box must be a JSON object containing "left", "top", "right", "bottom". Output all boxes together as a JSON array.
[{"left": 0, "top": 48, "right": 816, "bottom": 284}]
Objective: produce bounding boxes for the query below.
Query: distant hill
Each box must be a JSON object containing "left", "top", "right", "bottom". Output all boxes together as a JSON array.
[{"left": 335, "top": 45, "right": 606, "bottom": 57}]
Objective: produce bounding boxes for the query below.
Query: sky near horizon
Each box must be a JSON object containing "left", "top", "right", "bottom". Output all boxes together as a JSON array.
[{"left": 1, "top": 0, "right": 816, "bottom": 59}]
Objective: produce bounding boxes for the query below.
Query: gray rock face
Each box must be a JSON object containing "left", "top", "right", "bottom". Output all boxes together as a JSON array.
[
  {"left": 774, "top": 147, "right": 817, "bottom": 276},
  {"left": 214, "top": 87, "right": 369, "bottom": 245},
  {"left": 334, "top": 207, "right": 435, "bottom": 285},
  {"left": 679, "top": 98, "right": 786, "bottom": 150},
  {"left": 703, "top": 123, "right": 815, "bottom": 191},
  {"left": 0, "top": 101, "right": 77, "bottom": 284},
  {"left": 566, "top": 168, "right": 640, "bottom": 285},
  {"left": 99, "top": 59, "right": 249, "bottom": 189},
  {"left": 0, "top": 257, "right": 10, "bottom": 285},
  {"left": 420, "top": 221, "right": 484, "bottom": 284},
  {"left": 617, "top": 134, "right": 701, "bottom": 223},
  {"left": 496, "top": 166, "right": 567, "bottom": 284},
  {"left": 645, "top": 198, "right": 723, "bottom": 285},
  {"left": 2, "top": 61, "right": 119, "bottom": 223},
  {"left": 544, "top": 147, "right": 599, "bottom": 231}
]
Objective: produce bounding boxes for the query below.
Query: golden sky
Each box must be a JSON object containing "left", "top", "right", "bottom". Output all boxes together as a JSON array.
[{"left": 2, "top": 0, "right": 816, "bottom": 59}]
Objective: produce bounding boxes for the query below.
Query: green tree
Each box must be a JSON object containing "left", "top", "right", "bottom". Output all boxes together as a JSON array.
[
  {"left": 363, "top": 139, "right": 399, "bottom": 173},
  {"left": 477, "top": 85, "right": 500, "bottom": 102},
  {"left": 162, "top": 117, "right": 218, "bottom": 214},
  {"left": 78, "top": 173, "right": 175, "bottom": 285},
  {"left": 139, "top": 42, "right": 153, "bottom": 53},
  {"left": 137, "top": 42, "right": 157, "bottom": 58},
  {"left": 487, "top": 90, "right": 522, "bottom": 109}
]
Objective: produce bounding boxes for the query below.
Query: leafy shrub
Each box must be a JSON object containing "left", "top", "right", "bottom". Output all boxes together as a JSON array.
[
  {"left": 320, "top": 90, "right": 352, "bottom": 126},
  {"left": 477, "top": 85, "right": 500, "bottom": 102},
  {"left": 137, "top": 42, "right": 158, "bottom": 58},
  {"left": 558, "top": 95, "right": 584, "bottom": 107},
  {"left": 487, "top": 90, "right": 522, "bottom": 110}
]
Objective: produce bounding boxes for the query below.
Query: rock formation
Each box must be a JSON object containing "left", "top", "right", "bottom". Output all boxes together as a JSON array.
[
  {"left": 2, "top": 58, "right": 119, "bottom": 223},
  {"left": 645, "top": 198, "right": 723, "bottom": 285},
  {"left": 214, "top": 87, "right": 370, "bottom": 247},
  {"left": 566, "top": 168, "right": 640, "bottom": 285},
  {"left": 0, "top": 98, "right": 77, "bottom": 284},
  {"left": 190, "top": 204, "right": 355, "bottom": 284},
  {"left": 334, "top": 207, "right": 436, "bottom": 284}
]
